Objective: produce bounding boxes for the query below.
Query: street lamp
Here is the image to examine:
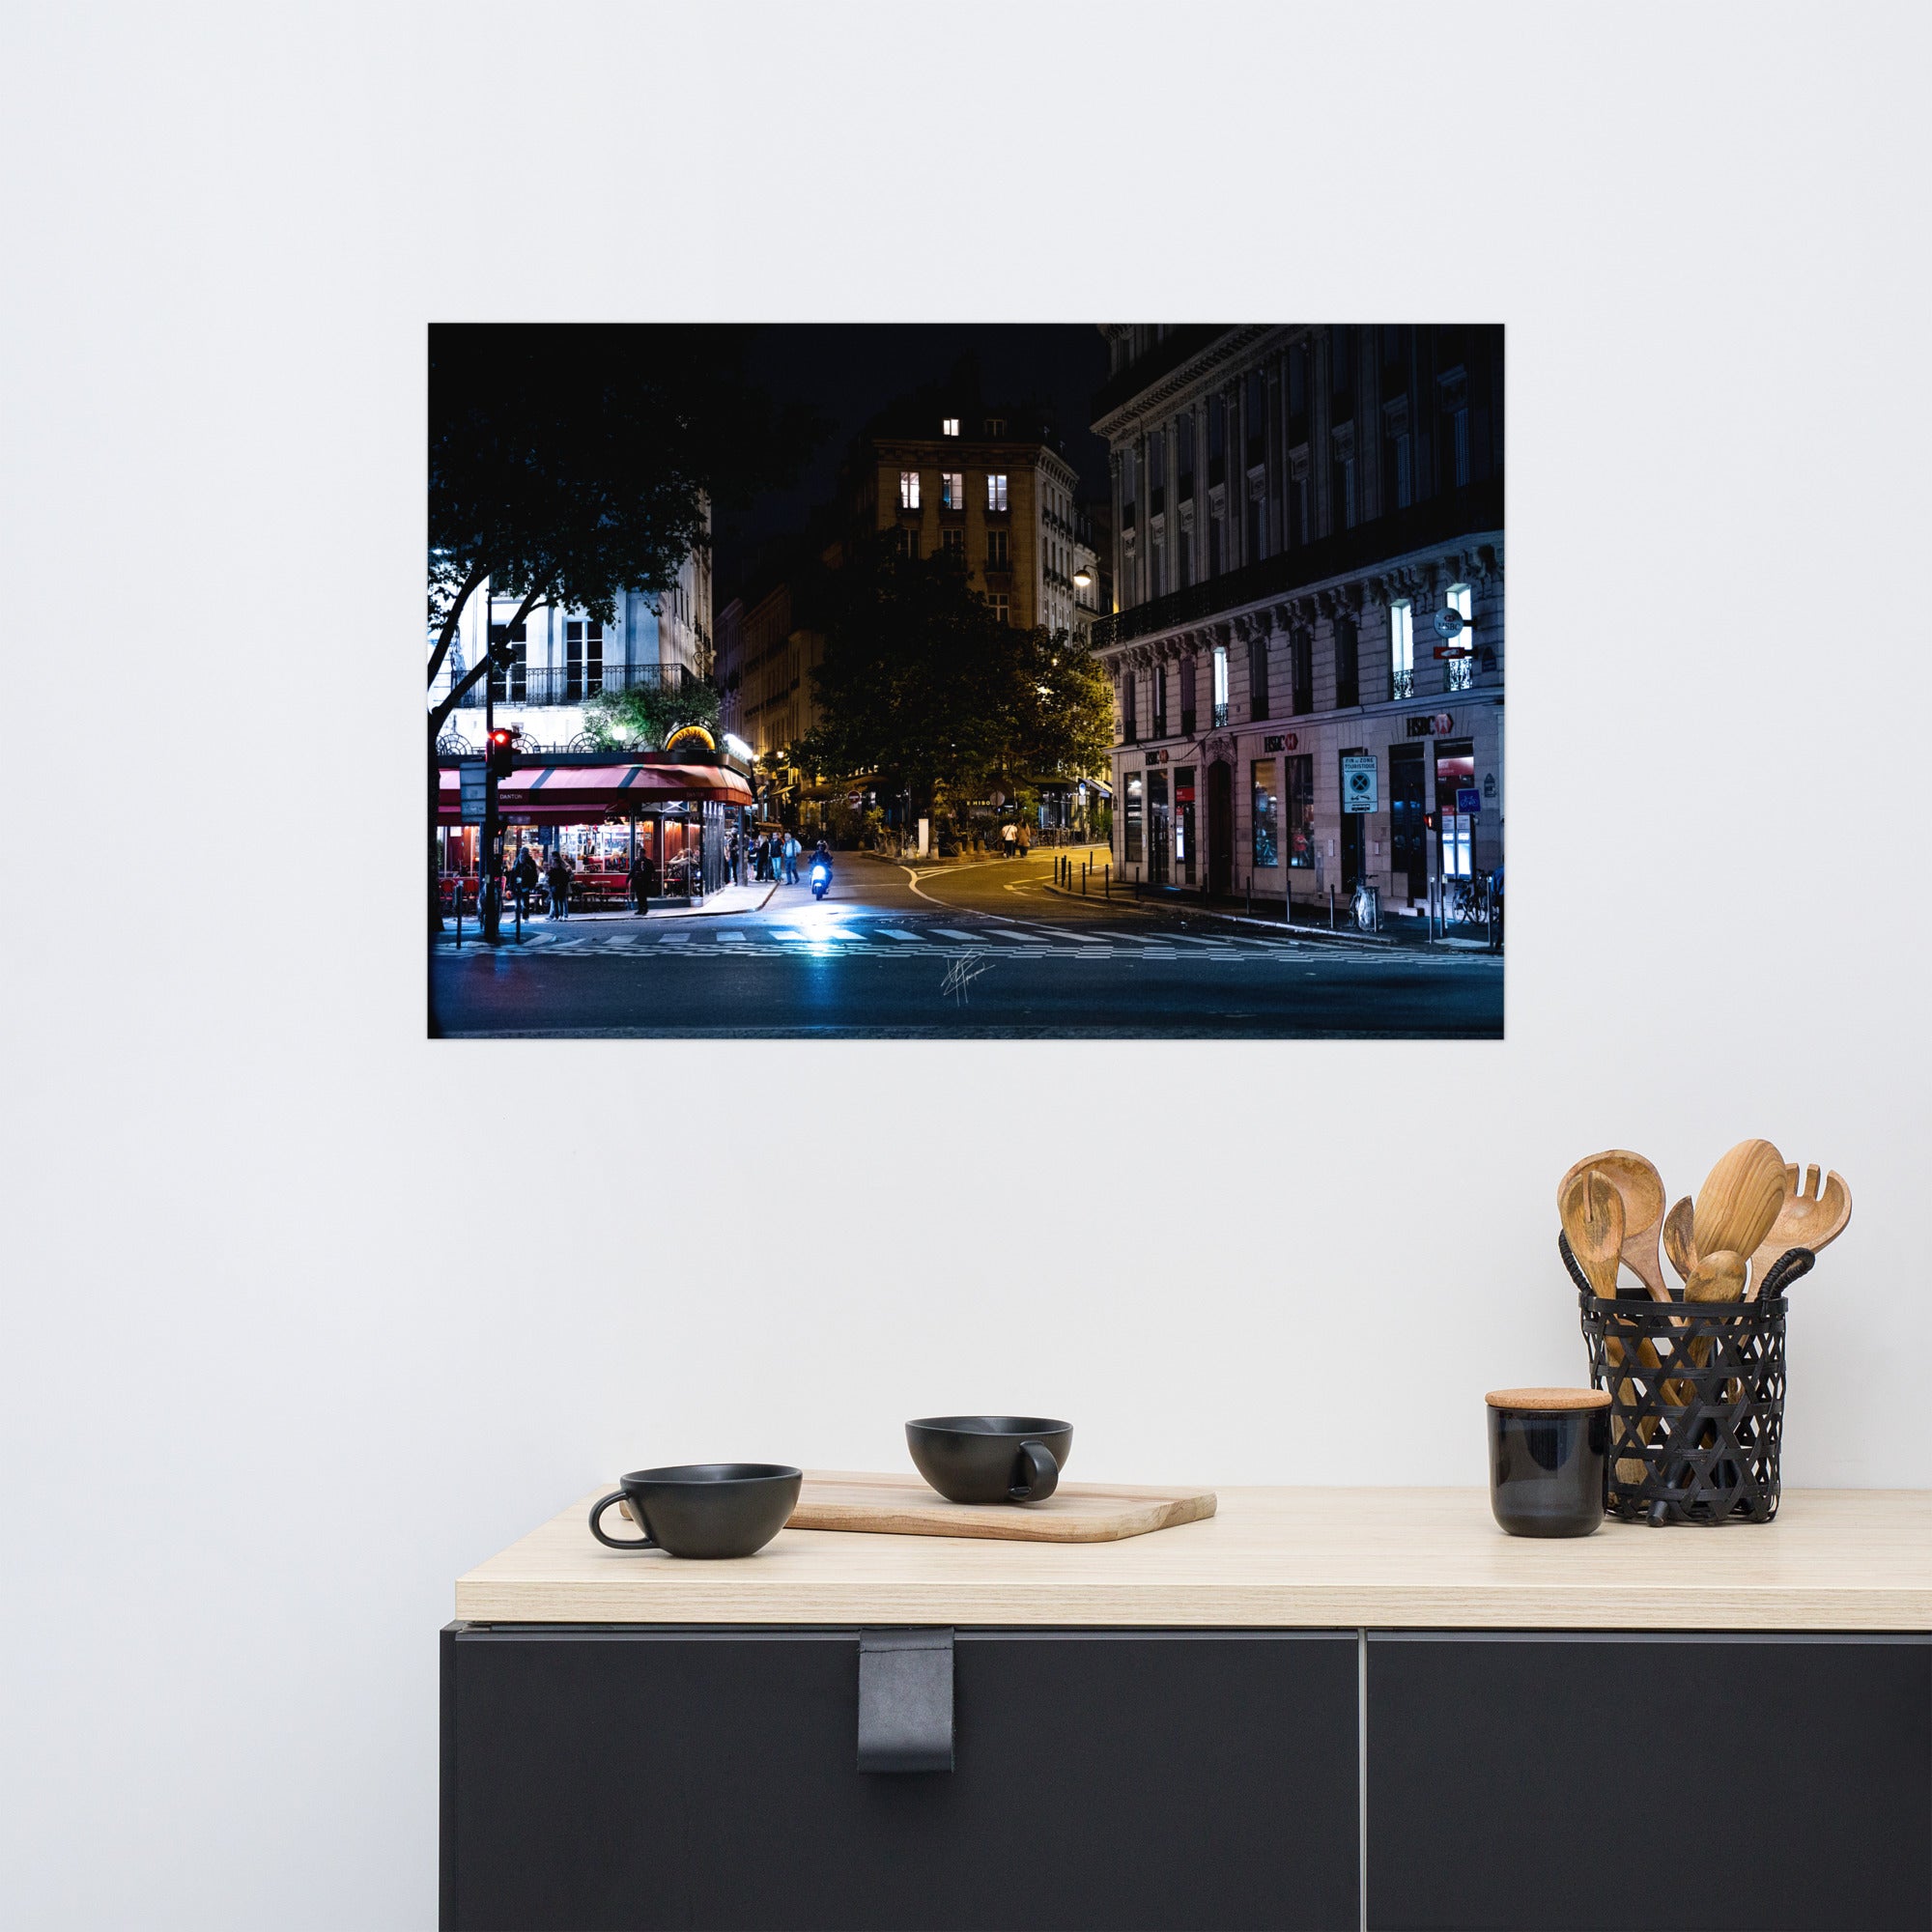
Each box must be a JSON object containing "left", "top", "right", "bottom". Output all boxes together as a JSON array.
[{"left": 1072, "top": 561, "right": 1093, "bottom": 588}]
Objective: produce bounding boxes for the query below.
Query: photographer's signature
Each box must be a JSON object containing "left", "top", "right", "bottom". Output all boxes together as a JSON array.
[{"left": 940, "top": 955, "right": 995, "bottom": 1005}]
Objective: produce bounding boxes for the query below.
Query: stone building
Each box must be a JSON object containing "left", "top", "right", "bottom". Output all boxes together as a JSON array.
[
  {"left": 858, "top": 398, "right": 1086, "bottom": 639},
  {"left": 1090, "top": 325, "right": 1503, "bottom": 916},
  {"left": 431, "top": 521, "right": 713, "bottom": 754},
  {"left": 715, "top": 386, "right": 1113, "bottom": 825}
]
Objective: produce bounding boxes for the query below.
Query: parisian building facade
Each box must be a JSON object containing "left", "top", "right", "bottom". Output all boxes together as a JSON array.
[
  {"left": 431, "top": 522, "right": 713, "bottom": 754},
  {"left": 1091, "top": 324, "right": 1503, "bottom": 915}
]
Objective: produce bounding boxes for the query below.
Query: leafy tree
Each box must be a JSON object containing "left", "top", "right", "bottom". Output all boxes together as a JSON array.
[
  {"left": 428, "top": 325, "right": 817, "bottom": 731},
  {"left": 425, "top": 325, "right": 818, "bottom": 924},
  {"left": 796, "top": 534, "right": 1112, "bottom": 817},
  {"left": 582, "top": 676, "right": 721, "bottom": 753}
]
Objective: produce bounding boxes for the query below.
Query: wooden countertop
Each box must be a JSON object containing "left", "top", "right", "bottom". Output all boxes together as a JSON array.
[{"left": 454, "top": 1482, "right": 1932, "bottom": 1632}]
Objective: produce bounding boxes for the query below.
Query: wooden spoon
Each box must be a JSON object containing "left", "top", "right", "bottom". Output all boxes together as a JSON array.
[
  {"left": 1692, "top": 1140, "right": 1786, "bottom": 1266},
  {"left": 1557, "top": 1151, "right": 1669, "bottom": 1301},
  {"left": 1747, "top": 1165, "right": 1852, "bottom": 1299},
  {"left": 1684, "top": 1249, "right": 1747, "bottom": 1304},
  {"left": 1662, "top": 1197, "right": 1698, "bottom": 1286}
]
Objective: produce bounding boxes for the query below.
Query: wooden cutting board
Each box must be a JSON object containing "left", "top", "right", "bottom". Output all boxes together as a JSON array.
[{"left": 785, "top": 1470, "right": 1217, "bottom": 1544}]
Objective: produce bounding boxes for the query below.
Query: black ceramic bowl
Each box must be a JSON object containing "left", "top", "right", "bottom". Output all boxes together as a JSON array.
[
  {"left": 587, "top": 1462, "right": 802, "bottom": 1558},
  {"left": 906, "top": 1416, "right": 1073, "bottom": 1505},
  {"left": 1485, "top": 1390, "right": 1607, "bottom": 1539}
]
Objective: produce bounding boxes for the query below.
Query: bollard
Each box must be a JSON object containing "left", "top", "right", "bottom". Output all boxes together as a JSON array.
[
  {"left": 1104, "top": 863, "right": 1111, "bottom": 900},
  {"left": 455, "top": 895, "right": 463, "bottom": 949},
  {"left": 1329, "top": 885, "right": 1335, "bottom": 930}
]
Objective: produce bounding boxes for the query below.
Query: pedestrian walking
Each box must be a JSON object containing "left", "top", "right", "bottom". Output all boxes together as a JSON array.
[
  {"left": 547, "top": 851, "right": 572, "bottom": 919},
  {"left": 511, "top": 845, "right": 538, "bottom": 920},
  {"left": 782, "top": 832, "right": 801, "bottom": 884},
  {"left": 755, "top": 833, "right": 772, "bottom": 882},
  {"left": 1001, "top": 821, "right": 1017, "bottom": 859},
  {"left": 1017, "top": 823, "right": 1031, "bottom": 860}
]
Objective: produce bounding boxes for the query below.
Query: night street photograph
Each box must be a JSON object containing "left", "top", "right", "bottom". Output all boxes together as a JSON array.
[{"left": 429, "top": 323, "right": 1504, "bottom": 1037}]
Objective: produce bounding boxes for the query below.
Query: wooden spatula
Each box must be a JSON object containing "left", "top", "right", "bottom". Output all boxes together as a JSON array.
[
  {"left": 1747, "top": 1165, "right": 1852, "bottom": 1299},
  {"left": 1557, "top": 1151, "right": 1670, "bottom": 1301},
  {"left": 1560, "top": 1169, "right": 1648, "bottom": 1482},
  {"left": 1559, "top": 1168, "right": 1624, "bottom": 1296}
]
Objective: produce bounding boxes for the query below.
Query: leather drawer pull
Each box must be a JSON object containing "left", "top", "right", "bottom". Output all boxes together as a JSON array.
[{"left": 857, "top": 1629, "right": 954, "bottom": 1774}]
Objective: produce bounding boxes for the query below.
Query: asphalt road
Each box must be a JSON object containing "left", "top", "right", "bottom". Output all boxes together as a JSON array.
[{"left": 428, "top": 848, "right": 1503, "bottom": 1038}]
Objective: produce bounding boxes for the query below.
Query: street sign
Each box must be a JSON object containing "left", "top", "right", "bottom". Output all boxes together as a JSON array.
[
  {"left": 459, "top": 758, "right": 486, "bottom": 825},
  {"left": 1457, "top": 786, "right": 1481, "bottom": 814},
  {"left": 1342, "top": 754, "right": 1378, "bottom": 813}
]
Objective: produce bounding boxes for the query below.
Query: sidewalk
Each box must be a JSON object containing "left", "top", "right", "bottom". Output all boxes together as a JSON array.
[
  {"left": 1042, "top": 875, "right": 1500, "bottom": 954},
  {"left": 457, "top": 882, "right": 777, "bottom": 932}
]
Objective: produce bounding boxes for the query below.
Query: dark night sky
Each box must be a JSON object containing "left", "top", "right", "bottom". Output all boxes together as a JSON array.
[{"left": 713, "top": 324, "right": 1111, "bottom": 601}]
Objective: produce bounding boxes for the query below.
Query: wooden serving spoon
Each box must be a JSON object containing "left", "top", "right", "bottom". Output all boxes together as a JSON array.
[
  {"left": 1662, "top": 1197, "right": 1698, "bottom": 1286},
  {"left": 1684, "top": 1249, "right": 1747, "bottom": 1304},
  {"left": 1747, "top": 1166, "right": 1852, "bottom": 1299},
  {"left": 1692, "top": 1139, "right": 1787, "bottom": 1269},
  {"left": 1557, "top": 1151, "right": 1669, "bottom": 1301}
]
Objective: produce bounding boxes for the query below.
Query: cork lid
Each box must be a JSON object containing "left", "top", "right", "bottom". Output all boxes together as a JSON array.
[{"left": 1485, "top": 1386, "right": 1611, "bottom": 1411}]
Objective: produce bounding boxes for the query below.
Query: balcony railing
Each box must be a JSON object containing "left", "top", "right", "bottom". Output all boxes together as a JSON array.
[
  {"left": 1391, "top": 667, "right": 1414, "bottom": 700},
  {"left": 429, "top": 659, "right": 701, "bottom": 711},
  {"left": 1091, "top": 476, "right": 1502, "bottom": 651}
]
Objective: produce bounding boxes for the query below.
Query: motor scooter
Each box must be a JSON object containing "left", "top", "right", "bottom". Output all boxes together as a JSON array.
[{"left": 810, "top": 859, "right": 832, "bottom": 901}]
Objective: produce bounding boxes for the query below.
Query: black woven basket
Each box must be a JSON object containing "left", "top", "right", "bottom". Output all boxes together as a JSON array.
[{"left": 1562, "top": 1233, "right": 1812, "bottom": 1525}]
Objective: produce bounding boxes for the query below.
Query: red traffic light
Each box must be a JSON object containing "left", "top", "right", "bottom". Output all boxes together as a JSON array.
[{"left": 486, "top": 727, "right": 515, "bottom": 781}]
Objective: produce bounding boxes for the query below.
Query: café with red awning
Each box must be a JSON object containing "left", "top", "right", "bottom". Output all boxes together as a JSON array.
[{"left": 437, "top": 751, "right": 758, "bottom": 912}]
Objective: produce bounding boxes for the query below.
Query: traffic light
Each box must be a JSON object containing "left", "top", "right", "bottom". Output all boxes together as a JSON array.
[{"left": 486, "top": 727, "right": 515, "bottom": 781}]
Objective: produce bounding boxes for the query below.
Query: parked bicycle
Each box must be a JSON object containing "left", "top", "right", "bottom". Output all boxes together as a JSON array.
[{"left": 1449, "top": 874, "right": 1492, "bottom": 930}]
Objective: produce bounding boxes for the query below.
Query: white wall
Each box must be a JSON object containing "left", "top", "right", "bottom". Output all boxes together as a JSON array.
[{"left": 6, "top": 4, "right": 1929, "bottom": 1928}]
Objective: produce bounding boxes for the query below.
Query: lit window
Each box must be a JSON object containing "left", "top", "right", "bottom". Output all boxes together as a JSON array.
[
  {"left": 987, "top": 472, "right": 1009, "bottom": 512},
  {"left": 1212, "top": 642, "right": 1230, "bottom": 726},
  {"left": 1390, "top": 598, "right": 1414, "bottom": 699},
  {"left": 941, "top": 470, "right": 964, "bottom": 509},
  {"left": 992, "top": 593, "right": 1009, "bottom": 624},
  {"left": 899, "top": 469, "right": 920, "bottom": 510},
  {"left": 1252, "top": 759, "right": 1279, "bottom": 868},
  {"left": 942, "top": 417, "right": 959, "bottom": 437}
]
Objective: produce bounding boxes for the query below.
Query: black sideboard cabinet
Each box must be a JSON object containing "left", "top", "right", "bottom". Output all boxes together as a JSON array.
[
  {"left": 442, "top": 1626, "right": 1359, "bottom": 1932},
  {"left": 441, "top": 1624, "right": 1930, "bottom": 1932}
]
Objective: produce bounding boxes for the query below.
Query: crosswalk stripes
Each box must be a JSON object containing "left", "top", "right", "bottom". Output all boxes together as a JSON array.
[{"left": 443, "top": 918, "right": 1304, "bottom": 965}]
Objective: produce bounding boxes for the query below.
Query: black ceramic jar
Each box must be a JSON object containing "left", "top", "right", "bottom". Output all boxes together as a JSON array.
[{"left": 1485, "top": 1388, "right": 1608, "bottom": 1538}]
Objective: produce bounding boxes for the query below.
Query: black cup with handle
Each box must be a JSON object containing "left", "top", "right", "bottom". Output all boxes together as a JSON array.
[
  {"left": 587, "top": 1463, "right": 803, "bottom": 1559},
  {"left": 905, "top": 1416, "right": 1072, "bottom": 1505}
]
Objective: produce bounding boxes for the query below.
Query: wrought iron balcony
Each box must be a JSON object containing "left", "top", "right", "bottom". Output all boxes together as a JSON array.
[
  {"left": 1391, "top": 668, "right": 1414, "bottom": 700},
  {"left": 429, "top": 659, "right": 701, "bottom": 711}
]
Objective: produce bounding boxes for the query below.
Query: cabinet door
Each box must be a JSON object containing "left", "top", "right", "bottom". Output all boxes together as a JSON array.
[
  {"left": 442, "top": 1625, "right": 1359, "bottom": 1932},
  {"left": 1367, "top": 1633, "right": 1931, "bottom": 1931}
]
